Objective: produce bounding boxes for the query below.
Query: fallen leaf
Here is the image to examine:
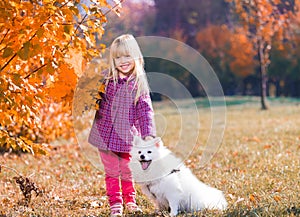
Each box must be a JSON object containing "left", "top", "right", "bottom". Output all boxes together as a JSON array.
[
  {"left": 274, "top": 195, "right": 281, "bottom": 202},
  {"left": 249, "top": 193, "right": 260, "bottom": 204},
  {"left": 249, "top": 136, "right": 261, "bottom": 143},
  {"left": 264, "top": 144, "right": 272, "bottom": 149},
  {"left": 232, "top": 151, "right": 239, "bottom": 157},
  {"left": 249, "top": 194, "right": 256, "bottom": 202}
]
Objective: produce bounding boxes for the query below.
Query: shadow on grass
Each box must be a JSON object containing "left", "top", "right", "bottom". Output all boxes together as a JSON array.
[{"left": 224, "top": 205, "right": 300, "bottom": 217}]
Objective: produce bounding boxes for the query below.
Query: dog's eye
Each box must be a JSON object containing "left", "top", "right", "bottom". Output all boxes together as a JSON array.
[
  {"left": 138, "top": 151, "right": 141, "bottom": 154},
  {"left": 147, "top": 151, "right": 152, "bottom": 154}
]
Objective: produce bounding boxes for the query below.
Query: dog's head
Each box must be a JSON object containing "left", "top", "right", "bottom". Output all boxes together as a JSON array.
[
  {"left": 132, "top": 136, "right": 169, "bottom": 170},
  {"left": 130, "top": 136, "right": 182, "bottom": 182}
]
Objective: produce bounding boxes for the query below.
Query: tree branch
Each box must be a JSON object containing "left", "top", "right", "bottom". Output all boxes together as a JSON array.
[
  {"left": 0, "top": 53, "right": 17, "bottom": 72},
  {"left": 0, "top": 164, "right": 23, "bottom": 177},
  {"left": 24, "top": 63, "right": 47, "bottom": 79},
  {"left": 0, "top": 29, "right": 10, "bottom": 45}
]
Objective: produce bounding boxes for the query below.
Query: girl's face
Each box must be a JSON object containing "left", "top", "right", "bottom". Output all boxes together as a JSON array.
[{"left": 114, "top": 55, "right": 135, "bottom": 78}]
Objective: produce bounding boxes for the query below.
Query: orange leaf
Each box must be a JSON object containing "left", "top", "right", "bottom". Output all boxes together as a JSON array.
[
  {"left": 232, "top": 151, "right": 239, "bottom": 157},
  {"left": 263, "top": 144, "right": 272, "bottom": 149},
  {"left": 249, "top": 194, "right": 256, "bottom": 203},
  {"left": 274, "top": 195, "right": 281, "bottom": 202},
  {"left": 249, "top": 193, "right": 260, "bottom": 204}
]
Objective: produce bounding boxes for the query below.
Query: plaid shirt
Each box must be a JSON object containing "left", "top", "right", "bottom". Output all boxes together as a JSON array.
[{"left": 88, "top": 76, "right": 156, "bottom": 152}]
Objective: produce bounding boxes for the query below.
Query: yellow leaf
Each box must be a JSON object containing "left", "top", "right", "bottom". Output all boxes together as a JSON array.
[
  {"left": 80, "top": 3, "right": 89, "bottom": 13},
  {"left": 98, "top": 82, "right": 106, "bottom": 94}
]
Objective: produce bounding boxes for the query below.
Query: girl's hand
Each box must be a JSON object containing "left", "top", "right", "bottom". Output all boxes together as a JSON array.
[{"left": 144, "top": 136, "right": 154, "bottom": 141}]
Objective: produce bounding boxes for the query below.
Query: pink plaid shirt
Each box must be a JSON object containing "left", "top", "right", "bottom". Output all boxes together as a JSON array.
[{"left": 88, "top": 76, "right": 156, "bottom": 152}]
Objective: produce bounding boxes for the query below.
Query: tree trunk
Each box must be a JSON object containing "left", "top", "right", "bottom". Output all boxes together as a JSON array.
[
  {"left": 260, "top": 67, "right": 269, "bottom": 110},
  {"left": 258, "top": 41, "right": 269, "bottom": 110}
]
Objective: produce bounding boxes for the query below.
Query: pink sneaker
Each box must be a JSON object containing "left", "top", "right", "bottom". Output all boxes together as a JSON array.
[
  {"left": 125, "top": 202, "right": 143, "bottom": 214},
  {"left": 110, "top": 203, "right": 123, "bottom": 217}
]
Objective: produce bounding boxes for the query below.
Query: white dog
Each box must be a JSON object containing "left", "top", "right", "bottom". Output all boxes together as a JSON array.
[{"left": 130, "top": 136, "right": 227, "bottom": 216}]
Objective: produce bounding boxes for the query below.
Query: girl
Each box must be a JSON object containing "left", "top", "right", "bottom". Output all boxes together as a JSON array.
[{"left": 88, "top": 34, "right": 156, "bottom": 217}]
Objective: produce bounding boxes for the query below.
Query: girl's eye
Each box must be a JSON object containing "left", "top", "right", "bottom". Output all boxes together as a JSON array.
[
  {"left": 138, "top": 151, "right": 141, "bottom": 154},
  {"left": 147, "top": 151, "right": 152, "bottom": 154}
]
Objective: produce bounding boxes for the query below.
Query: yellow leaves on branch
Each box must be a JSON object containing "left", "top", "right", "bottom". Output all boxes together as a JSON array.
[
  {"left": 0, "top": 0, "right": 115, "bottom": 154},
  {"left": 0, "top": 130, "right": 49, "bottom": 155},
  {"left": 73, "top": 58, "right": 108, "bottom": 118}
]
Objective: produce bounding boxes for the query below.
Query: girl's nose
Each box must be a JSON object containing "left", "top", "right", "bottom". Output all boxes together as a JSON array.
[{"left": 119, "top": 56, "right": 125, "bottom": 62}]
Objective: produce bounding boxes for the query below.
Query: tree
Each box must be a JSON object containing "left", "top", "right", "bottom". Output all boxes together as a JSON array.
[
  {"left": 196, "top": 24, "right": 257, "bottom": 94},
  {"left": 0, "top": 0, "right": 120, "bottom": 153},
  {"left": 227, "top": 0, "right": 297, "bottom": 109}
]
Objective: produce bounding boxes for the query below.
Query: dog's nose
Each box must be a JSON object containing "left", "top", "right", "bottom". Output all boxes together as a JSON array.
[{"left": 140, "top": 154, "right": 145, "bottom": 160}]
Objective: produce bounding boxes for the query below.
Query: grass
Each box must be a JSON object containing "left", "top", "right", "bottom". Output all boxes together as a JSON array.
[{"left": 0, "top": 98, "right": 300, "bottom": 216}]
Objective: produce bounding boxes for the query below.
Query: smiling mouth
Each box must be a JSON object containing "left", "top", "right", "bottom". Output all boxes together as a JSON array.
[
  {"left": 139, "top": 160, "right": 152, "bottom": 170},
  {"left": 120, "top": 63, "right": 130, "bottom": 68}
]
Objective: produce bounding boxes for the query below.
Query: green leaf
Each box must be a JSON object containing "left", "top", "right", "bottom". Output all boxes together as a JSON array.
[
  {"left": 64, "top": 25, "right": 71, "bottom": 34},
  {"left": 38, "top": 67, "right": 44, "bottom": 76},
  {"left": 2, "top": 47, "right": 14, "bottom": 58},
  {"left": 23, "top": 41, "right": 31, "bottom": 50},
  {"left": 46, "top": 62, "right": 55, "bottom": 74},
  {"left": 36, "top": 28, "right": 45, "bottom": 38},
  {"left": 17, "top": 50, "right": 27, "bottom": 60},
  {"left": 12, "top": 73, "right": 21, "bottom": 84},
  {"left": 31, "top": 44, "right": 41, "bottom": 57},
  {"left": 17, "top": 41, "right": 31, "bottom": 60},
  {"left": 69, "top": 6, "right": 79, "bottom": 15}
]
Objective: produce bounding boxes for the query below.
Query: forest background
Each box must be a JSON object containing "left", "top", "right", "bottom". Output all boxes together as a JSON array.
[{"left": 105, "top": 0, "right": 300, "bottom": 99}]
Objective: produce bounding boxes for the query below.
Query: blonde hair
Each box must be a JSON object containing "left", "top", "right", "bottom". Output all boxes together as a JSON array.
[{"left": 108, "top": 34, "right": 150, "bottom": 104}]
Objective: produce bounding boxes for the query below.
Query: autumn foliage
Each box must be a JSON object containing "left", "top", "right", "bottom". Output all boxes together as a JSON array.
[
  {"left": 226, "top": 0, "right": 299, "bottom": 109},
  {"left": 0, "top": 0, "right": 119, "bottom": 154},
  {"left": 196, "top": 25, "right": 257, "bottom": 78}
]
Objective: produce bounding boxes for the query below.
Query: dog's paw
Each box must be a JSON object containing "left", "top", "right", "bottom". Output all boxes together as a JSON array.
[{"left": 169, "top": 210, "right": 178, "bottom": 217}]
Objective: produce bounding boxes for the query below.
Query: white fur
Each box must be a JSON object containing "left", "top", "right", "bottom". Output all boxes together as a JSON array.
[{"left": 130, "top": 136, "right": 228, "bottom": 216}]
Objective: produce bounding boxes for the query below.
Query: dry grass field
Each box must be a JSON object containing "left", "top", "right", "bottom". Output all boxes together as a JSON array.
[{"left": 0, "top": 98, "right": 299, "bottom": 216}]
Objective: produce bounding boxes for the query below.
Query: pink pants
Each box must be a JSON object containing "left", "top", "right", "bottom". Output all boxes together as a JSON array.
[{"left": 99, "top": 150, "right": 136, "bottom": 206}]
